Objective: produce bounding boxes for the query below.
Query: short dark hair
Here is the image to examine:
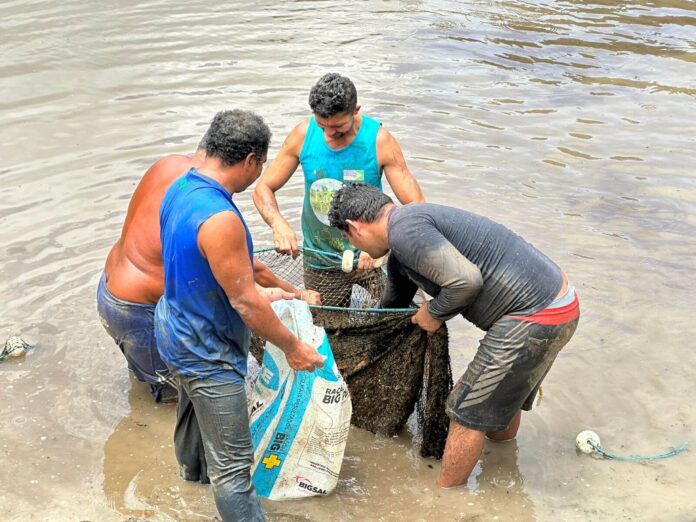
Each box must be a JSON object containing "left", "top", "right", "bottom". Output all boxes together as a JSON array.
[
  {"left": 308, "top": 73, "right": 358, "bottom": 118},
  {"left": 197, "top": 129, "right": 209, "bottom": 150},
  {"left": 204, "top": 110, "right": 271, "bottom": 167},
  {"left": 329, "top": 182, "right": 393, "bottom": 232}
]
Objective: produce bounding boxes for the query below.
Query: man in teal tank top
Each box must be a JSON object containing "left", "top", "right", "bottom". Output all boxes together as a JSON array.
[{"left": 253, "top": 73, "right": 425, "bottom": 306}]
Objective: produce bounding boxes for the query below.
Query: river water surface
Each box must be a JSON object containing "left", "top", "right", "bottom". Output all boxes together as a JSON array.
[{"left": 1, "top": 1, "right": 695, "bottom": 520}]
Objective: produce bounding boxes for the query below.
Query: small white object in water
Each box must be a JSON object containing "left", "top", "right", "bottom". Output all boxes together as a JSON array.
[
  {"left": 341, "top": 250, "right": 354, "bottom": 273},
  {"left": 576, "top": 430, "right": 601, "bottom": 454},
  {"left": 2, "top": 336, "right": 29, "bottom": 359}
]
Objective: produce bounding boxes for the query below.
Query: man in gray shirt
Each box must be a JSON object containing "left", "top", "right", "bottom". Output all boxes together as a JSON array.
[{"left": 329, "top": 183, "right": 580, "bottom": 487}]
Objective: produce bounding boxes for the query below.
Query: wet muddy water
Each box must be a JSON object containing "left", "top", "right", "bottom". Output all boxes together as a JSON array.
[{"left": 1, "top": 1, "right": 695, "bottom": 520}]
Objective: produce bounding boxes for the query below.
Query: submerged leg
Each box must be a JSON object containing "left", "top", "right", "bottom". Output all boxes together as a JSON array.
[
  {"left": 187, "top": 378, "right": 265, "bottom": 521},
  {"left": 174, "top": 378, "right": 209, "bottom": 484},
  {"left": 437, "top": 420, "right": 485, "bottom": 488}
]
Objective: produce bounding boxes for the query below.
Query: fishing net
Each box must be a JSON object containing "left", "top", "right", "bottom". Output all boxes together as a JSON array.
[{"left": 251, "top": 248, "right": 453, "bottom": 459}]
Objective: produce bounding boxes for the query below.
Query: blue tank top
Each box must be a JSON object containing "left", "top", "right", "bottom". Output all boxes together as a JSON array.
[
  {"left": 299, "top": 114, "right": 382, "bottom": 268},
  {"left": 155, "top": 168, "right": 253, "bottom": 383}
]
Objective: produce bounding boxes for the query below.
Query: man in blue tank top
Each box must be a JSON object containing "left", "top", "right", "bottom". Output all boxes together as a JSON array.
[
  {"left": 156, "top": 110, "right": 325, "bottom": 522},
  {"left": 253, "top": 73, "right": 425, "bottom": 306},
  {"left": 329, "top": 183, "right": 580, "bottom": 489}
]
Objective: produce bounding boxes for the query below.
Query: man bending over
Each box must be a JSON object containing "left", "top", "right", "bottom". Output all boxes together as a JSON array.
[{"left": 329, "top": 183, "right": 579, "bottom": 487}]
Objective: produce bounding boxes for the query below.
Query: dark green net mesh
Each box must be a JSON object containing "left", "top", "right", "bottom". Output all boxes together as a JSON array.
[{"left": 252, "top": 248, "right": 452, "bottom": 459}]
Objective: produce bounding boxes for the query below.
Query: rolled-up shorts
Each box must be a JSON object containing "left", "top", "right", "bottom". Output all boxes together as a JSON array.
[
  {"left": 97, "top": 272, "right": 175, "bottom": 402},
  {"left": 445, "top": 284, "right": 580, "bottom": 432}
]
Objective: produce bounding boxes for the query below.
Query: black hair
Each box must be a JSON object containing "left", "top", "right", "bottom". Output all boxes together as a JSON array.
[
  {"left": 196, "top": 129, "right": 209, "bottom": 150},
  {"left": 204, "top": 110, "right": 271, "bottom": 166},
  {"left": 308, "top": 73, "right": 358, "bottom": 118},
  {"left": 329, "top": 182, "right": 393, "bottom": 232}
]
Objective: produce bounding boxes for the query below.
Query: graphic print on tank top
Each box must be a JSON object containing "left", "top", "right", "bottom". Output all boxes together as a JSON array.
[{"left": 309, "top": 177, "right": 344, "bottom": 226}]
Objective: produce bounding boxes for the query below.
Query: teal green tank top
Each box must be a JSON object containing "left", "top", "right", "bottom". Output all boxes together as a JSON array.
[{"left": 299, "top": 114, "right": 382, "bottom": 268}]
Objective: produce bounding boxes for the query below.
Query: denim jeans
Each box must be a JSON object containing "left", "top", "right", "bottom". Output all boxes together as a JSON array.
[
  {"left": 174, "top": 373, "right": 265, "bottom": 522},
  {"left": 96, "top": 273, "right": 177, "bottom": 403},
  {"left": 174, "top": 384, "right": 209, "bottom": 484}
]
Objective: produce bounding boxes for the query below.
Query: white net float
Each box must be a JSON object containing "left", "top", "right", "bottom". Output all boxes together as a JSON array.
[
  {"left": 341, "top": 250, "right": 355, "bottom": 273},
  {"left": 576, "top": 430, "right": 601, "bottom": 454}
]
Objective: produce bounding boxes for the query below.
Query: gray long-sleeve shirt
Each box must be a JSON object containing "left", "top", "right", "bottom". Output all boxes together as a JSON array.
[{"left": 381, "top": 204, "right": 563, "bottom": 331}]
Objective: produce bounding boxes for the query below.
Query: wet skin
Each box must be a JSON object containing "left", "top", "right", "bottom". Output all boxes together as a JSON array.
[{"left": 104, "top": 152, "right": 205, "bottom": 304}]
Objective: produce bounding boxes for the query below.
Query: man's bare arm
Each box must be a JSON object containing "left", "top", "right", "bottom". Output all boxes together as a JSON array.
[
  {"left": 252, "top": 121, "right": 308, "bottom": 256},
  {"left": 199, "top": 211, "right": 324, "bottom": 371},
  {"left": 253, "top": 257, "right": 321, "bottom": 304},
  {"left": 377, "top": 127, "right": 425, "bottom": 204}
]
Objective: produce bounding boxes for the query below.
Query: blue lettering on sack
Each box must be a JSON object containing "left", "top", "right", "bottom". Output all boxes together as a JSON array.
[{"left": 259, "top": 350, "right": 280, "bottom": 390}]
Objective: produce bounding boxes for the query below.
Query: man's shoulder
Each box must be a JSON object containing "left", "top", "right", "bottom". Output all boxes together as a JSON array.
[
  {"left": 388, "top": 205, "right": 418, "bottom": 241},
  {"left": 197, "top": 209, "right": 247, "bottom": 258},
  {"left": 127, "top": 155, "right": 194, "bottom": 216},
  {"left": 389, "top": 205, "right": 437, "bottom": 241},
  {"left": 281, "top": 119, "right": 311, "bottom": 154},
  {"left": 142, "top": 154, "right": 194, "bottom": 186},
  {"left": 296, "top": 118, "right": 311, "bottom": 132},
  {"left": 291, "top": 118, "right": 311, "bottom": 137},
  {"left": 390, "top": 203, "right": 430, "bottom": 222},
  {"left": 200, "top": 208, "right": 243, "bottom": 233},
  {"left": 374, "top": 123, "right": 398, "bottom": 149},
  {"left": 152, "top": 154, "right": 194, "bottom": 171}
]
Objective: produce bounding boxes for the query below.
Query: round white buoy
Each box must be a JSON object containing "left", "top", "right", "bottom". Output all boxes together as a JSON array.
[
  {"left": 341, "top": 250, "right": 354, "bottom": 273},
  {"left": 576, "top": 430, "right": 601, "bottom": 454}
]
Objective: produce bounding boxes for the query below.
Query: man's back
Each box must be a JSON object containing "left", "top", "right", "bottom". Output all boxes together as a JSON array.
[
  {"left": 385, "top": 203, "right": 563, "bottom": 330},
  {"left": 104, "top": 154, "right": 199, "bottom": 304}
]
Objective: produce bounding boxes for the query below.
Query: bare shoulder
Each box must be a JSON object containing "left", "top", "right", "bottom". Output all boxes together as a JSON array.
[
  {"left": 198, "top": 210, "right": 246, "bottom": 254},
  {"left": 152, "top": 154, "right": 193, "bottom": 171},
  {"left": 376, "top": 125, "right": 401, "bottom": 150},
  {"left": 143, "top": 154, "right": 194, "bottom": 183},
  {"left": 127, "top": 154, "right": 193, "bottom": 207},
  {"left": 375, "top": 126, "right": 405, "bottom": 165},
  {"left": 201, "top": 210, "right": 243, "bottom": 235},
  {"left": 294, "top": 118, "right": 310, "bottom": 134},
  {"left": 376, "top": 126, "right": 423, "bottom": 202},
  {"left": 281, "top": 119, "right": 310, "bottom": 154}
]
